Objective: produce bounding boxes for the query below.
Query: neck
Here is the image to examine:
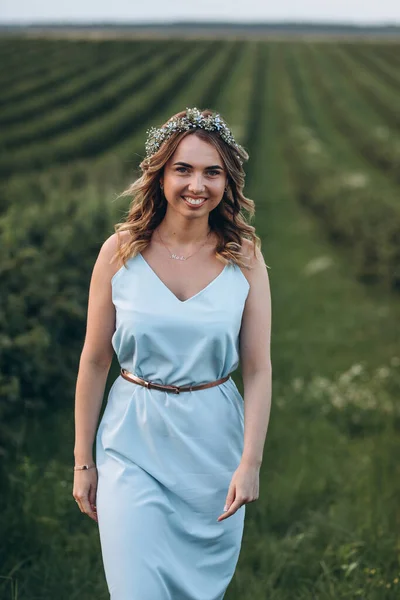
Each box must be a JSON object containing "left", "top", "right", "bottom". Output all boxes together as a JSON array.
[{"left": 156, "top": 214, "right": 211, "bottom": 248}]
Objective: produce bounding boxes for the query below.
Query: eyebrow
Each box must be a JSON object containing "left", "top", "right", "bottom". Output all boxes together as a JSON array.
[{"left": 173, "top": 161, "right": 224, "bottom": 170}]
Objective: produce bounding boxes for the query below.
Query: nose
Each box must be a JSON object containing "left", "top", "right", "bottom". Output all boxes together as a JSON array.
[{"left": 187, "top": 175, "right": 206, "bottom": 195}]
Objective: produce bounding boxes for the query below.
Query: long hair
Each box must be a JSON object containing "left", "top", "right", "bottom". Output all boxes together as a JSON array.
[{"left": 112, "top": 108, "right": 262, "bottom": 270}]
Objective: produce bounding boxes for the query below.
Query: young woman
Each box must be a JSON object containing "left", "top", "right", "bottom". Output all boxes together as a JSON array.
[{"left": 73, "top": 107, "right": 272, "bottom": 599}]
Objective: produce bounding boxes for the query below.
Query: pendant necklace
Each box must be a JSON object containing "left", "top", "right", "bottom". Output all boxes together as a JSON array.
[{"left": 157, "top": 228, "right": 212, "bottom": 261}]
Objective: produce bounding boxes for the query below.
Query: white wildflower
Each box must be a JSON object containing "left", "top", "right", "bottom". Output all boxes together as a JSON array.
[
  {"left": 350, "top": 364, "right": 363, "bottom": 376},
  {"left": 341, "top": 172, "right": 369, "bottom": 189},
  {"left": 338, "top": 372, "right": 352, "bottom": 385},
  {"left": 374, "top": 126, "right": 389, "bottom": 139},
  {"left": 306, "top": 139, "right": 322, "bottom": 154},
  {"left": 292, "top": 377, "right": 304, "bottom": 392},
  {"left": 375, "top": 367, "right": 390, "bottom": 379},
  {"left": 331, "top": 395, "right": 346, "bottom": 409},
  {"left": 304, "top": 256, "right": 334, "bottom": 276}
]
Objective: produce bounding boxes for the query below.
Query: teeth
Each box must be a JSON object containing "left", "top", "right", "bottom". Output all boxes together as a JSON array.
[{"left": 183, "top": 197, "right": 206, "bottom": 205}]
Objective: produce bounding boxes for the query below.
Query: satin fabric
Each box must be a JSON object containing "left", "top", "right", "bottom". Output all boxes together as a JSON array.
[{"left": 96, "top": 252, "right": 250, "bottom": 599}]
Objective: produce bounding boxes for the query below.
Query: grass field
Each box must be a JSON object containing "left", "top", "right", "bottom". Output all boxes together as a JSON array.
[{"left": 1, "top": 35, "right": 399, "bottom": 599}]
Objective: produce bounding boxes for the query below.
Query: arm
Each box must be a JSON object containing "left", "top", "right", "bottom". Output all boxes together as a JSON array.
[
  {"left": 73, "top": 233, "right": 121, "bottom": 465},
  {"left": 239, "top": 243, "right": 272, "bottom": 469},
  {"left": 217, "top": 242, "right": 272, "bottom": 521}
]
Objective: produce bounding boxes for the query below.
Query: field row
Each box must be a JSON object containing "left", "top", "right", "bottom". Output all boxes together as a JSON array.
[
  {"left": 280, "top": 43, "right": 399, "bottom": 290},
  {"left": 1, "top": 40, "right": 399, "bottom": 168}
]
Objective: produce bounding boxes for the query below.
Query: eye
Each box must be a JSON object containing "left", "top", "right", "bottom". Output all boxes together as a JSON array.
[{"left": 175, "top": 167, "right": 221, "bottom": 176}]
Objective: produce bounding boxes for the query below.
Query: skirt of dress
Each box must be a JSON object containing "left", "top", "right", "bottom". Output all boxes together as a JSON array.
[{"left": 95, "top": 376, "right": 246, "bottom": 600}]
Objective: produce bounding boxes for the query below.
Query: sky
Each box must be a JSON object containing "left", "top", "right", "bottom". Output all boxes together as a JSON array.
[{"left": 1, "top": 0, "right": 399, "bottom": 25}]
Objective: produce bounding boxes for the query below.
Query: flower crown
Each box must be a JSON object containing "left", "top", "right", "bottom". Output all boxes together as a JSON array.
[{"left": 144, "top": 107, "right": 245, "bottom": 164}]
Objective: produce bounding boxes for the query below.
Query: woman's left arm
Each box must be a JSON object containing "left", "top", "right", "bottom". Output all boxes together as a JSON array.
[
  {"left": 217, "top": 242, "right": 272, "bottom": 522},
  {"left": 239, "top": 242, "right": 272, "bottom": 469}
]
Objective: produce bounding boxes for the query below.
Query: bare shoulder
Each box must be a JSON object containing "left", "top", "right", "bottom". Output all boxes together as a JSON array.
[
  {"left": 100, "top": 230, "right": 132, "bottom": 278},
  {"left": 238, "top": 238, "right": 268, "bottom": 286},
  {"left": 240, "top": 238, "right": 265, "bottom": 264},
  {"left": 82, "top": 232, "right": 133, "bottom": 368}
]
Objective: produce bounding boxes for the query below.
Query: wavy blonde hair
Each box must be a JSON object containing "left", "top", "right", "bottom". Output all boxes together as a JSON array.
[{"left": 112, "top": 108, "right": 263, "bottom": 270}]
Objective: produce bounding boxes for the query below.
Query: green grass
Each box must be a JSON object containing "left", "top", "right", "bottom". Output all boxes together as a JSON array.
[{"left": 1, "top": 37, "right": 400, "bottom": 600}]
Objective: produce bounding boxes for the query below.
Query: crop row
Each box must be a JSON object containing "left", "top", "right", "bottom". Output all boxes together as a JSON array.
[
  {"left": 370, "top": 42, "right": 400, "bottom": 67},
  {"left": 286, "top": 44, "right": 396, "bottom": 187},
  {"left": 0, "top": 39, "right": 149, "bottom": 106},
  {"left": 0, "top": 38, "right": 75, "bottom": 85},
  {"left": 0, "top": 43, "right": 155, "bottom": 128},
  {"left": 0, "top": 36, "right": 83, "bottom": 66},
  {"left": 2, "top": 39, "right": 249, "bottom": 192},
  {"left": 0, "top": 39, "right": 111, "bottom": 98},
  {"left": 0, "top": 42, "right": 223, "bottom": 178},
  {"left": 287, "top": 42, "right": 400, "bottom": 224},
  {"left": 344, "top": 43, "right": 400, "bottom": 91},
  {"left": 280, "top": 45, "right": 400, "bottom": 291},
  {"left": 216, "top": 41, "right": 266, "bottom": 158},
  {"left": 294, "top": 44, "right": 400, "bottom": 200},
  {"left": 239, "top": 42, "right": 270, "bottom": 183},
  {"left": 304, "top": 45, "right": 400, "bottom": 184},
  {"left": 66, "top": 38, "right": 245, "bottom": 181},
  {"left": 1, "top": 43, "right": 181, "bottom": 149},
  {"left": 0, "top": 40, "right": 247, "bottom": 208},
  {"left": 329, "top": 46, "right": 399, "bottom": 132}
]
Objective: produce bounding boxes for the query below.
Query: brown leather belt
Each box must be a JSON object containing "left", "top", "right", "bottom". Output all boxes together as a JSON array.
[{"left": 120, "top": 368, "right": 231, "bottom": 394}]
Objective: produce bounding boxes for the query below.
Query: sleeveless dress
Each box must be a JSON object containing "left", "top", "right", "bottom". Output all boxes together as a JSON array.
[{"left": 95, "top": 252, "right": 250, "bottom": 600}]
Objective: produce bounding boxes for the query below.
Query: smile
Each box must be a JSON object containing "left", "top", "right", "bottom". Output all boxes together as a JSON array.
[{"left": 182, "top": 196, "right": 207, "bottom": 207}]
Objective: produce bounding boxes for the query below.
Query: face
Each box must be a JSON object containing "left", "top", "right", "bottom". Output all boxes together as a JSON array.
[{"left": 161, "top": 134, "right": 228, "bottom": 216}]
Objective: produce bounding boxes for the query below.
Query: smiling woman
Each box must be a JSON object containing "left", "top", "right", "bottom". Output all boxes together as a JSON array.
[
  {"left": 73, "top": 107, "right": 272, "bottom": 600},
  {"left": 112, "top": 106, "right": 260, "bottom": 269}
]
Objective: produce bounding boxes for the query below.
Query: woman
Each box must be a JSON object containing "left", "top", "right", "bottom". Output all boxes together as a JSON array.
[{"left": 73, "top": 107, "right": 272, "bottom": 599}]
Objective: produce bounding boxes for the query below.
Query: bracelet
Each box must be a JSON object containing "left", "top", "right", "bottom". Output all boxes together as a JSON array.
[{"left": 74, "top": 464, "right": 96, "bottom": 471}]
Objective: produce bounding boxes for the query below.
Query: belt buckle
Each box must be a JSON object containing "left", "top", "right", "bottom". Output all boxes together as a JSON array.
[
  {"left": 149, "top": 381, "right": 181, "bottom": 394},
  {"left": 161, "top": 384, "right": 180, "bottom": 394},
  {"left": 167, "top": 384, "right": 181, "bottom": 394}
]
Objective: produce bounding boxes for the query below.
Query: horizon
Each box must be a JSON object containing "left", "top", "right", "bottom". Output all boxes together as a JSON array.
[
  {"left": 1, "top": 18, "right": 399, "bottom": 27},
  {"left": 1, "top": 0, "right": 399, "bottom": 27}
]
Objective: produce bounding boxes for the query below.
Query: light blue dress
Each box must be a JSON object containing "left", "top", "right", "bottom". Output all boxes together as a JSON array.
[{"left": 95, "top": 252, "right": 250, "bottom": 600}]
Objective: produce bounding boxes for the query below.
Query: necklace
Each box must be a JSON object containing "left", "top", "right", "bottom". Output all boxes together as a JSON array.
[{"left": 157, "top": 228, "right": 212, "bottom": 260}]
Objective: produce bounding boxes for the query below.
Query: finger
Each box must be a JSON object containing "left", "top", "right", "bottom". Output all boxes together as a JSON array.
[
  {"left": 217, "top": 498, "right": 243, "bottom": 522},
  {"left": 81, "top": 497, "right": 98, "bottom": 522},
  {"left": 220, "top": 484, "right": 236, "bottom": 516},
  {"left": 224, "top": 490, "right": 235, "bottom": 512},
  {"left": 220, "top": 485, "right": 236, "bottom": 514},
  {"left": 88, "top": 485, "right": 97, "bottom": 512}
]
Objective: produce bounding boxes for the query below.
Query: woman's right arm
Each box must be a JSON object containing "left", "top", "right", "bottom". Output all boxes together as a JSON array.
[{"left": 73, "top": 233, "right": 121, "bottom": 519}]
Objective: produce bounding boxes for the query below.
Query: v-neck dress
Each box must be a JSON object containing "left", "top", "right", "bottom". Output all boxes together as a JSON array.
[{"left": 95, "top": 252, "right": 250, "bottom": 600}]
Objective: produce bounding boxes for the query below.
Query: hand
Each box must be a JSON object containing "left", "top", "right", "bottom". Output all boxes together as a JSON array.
[
  {"left": 72, "top": 467, "right": 98, "bottom": 523},
  {"left": 217, "top": 461, "right": 259, "bottom": 522}
]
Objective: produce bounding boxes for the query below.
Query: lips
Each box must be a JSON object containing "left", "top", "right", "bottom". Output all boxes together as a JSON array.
[{"left": 181, "top": 196, "right": 207, "bottom": 207}]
